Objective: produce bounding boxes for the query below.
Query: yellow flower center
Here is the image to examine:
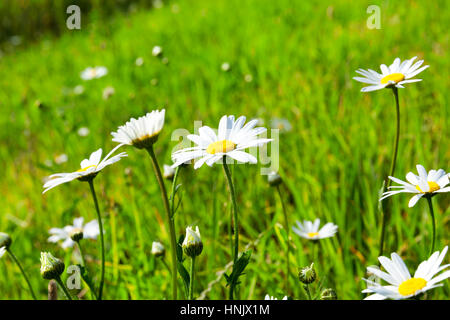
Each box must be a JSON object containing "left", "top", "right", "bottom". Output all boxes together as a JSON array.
[
  {"left": 76, "top": 165, "right": 97, "bottom": 172},
  {"left": 90, "top": 69, "right": 97, "bottom": 77},
  {"left": 416, "top": 181, "right": 440, "bottom": 193},
  {"left": 206, "top": 140, "right": 236, "bottom": 154},
  {"left": 380, "top": 73, "right": 405, "bottom": 84},
  {"left": 307, "top": 232, "right": 319, "bottom": 238},
  {"left": 398, "top": 278, "right": 427, "bottom": 297}
]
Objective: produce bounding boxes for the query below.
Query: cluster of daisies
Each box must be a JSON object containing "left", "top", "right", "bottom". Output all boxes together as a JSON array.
[{"left": 354, "top": 56, "right": 449, "bottom": 300}]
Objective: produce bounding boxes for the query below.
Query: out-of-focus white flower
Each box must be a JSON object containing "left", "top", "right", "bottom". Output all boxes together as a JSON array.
[
  {"left": 244, "top": 74, "right": 253, "bottom": 82},
  {"left": 48, "top": 217, "right": 100, "bottom": 249},
  {"left": 102, "top": 86, "right": 115, "bottom": 100},
  {"left": 135, "top": 57, "right": 144, "bottom": 66},
  {"left": 73, "top": 85, "right": 85, "bottom": 95},
  {"left": 54, "top": 154, "right": 68, "bottom": 165},
  {"left": 80, "top": 66, "right": 108, "bottom": 80},
  {"left": 221, "top": 62, "right": 231, "bottom": 72},
  {"left": 163, "top": 164, "right": 175, "bottom": 180},
  {"left": 77, "top": 127, "right": 90, "bottom": 137},
  {"left": 152, "top": 46, "right": 163, "bottom": 57},
  {"left": 271, "top": 118, "right": 292, "bottom": 132},
  {"left": 292, "top": 219, "right": 338, "bottom": 240},
  {"left": 151, "top": 241, "right": 165, "bottom": 257}
]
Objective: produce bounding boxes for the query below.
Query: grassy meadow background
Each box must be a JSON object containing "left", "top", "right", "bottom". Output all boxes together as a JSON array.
[{"left": 0, "top": 0, "right": 448, "bottom": 299}]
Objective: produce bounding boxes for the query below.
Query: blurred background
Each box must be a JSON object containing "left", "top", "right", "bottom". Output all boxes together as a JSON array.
[{"left": 0, "top": 0, "right": 448, "bottom": 300}]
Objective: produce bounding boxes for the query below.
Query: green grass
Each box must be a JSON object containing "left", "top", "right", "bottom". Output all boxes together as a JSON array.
[{"left": 0, "top": 0, "right": 448, "bottom": 300}]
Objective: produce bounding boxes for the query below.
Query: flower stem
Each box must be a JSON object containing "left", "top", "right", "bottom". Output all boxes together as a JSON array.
[
  {"left": 304, "top": 284, "right": 312, "bottom": 300},
  {"left": 88, "top": 179, "right": 105, "bottom": 300},
  {"left": 7, "top": 249, "right": 37, "bottom": 300},
  {"left": 146, "top": 146, "right": 178, "bottom": 300},
  {"left": 426, "top": 197, "right": 436, "bottom": 255},
  {"left": 55, "top": 276, "right": 73, "bottom": 300},
  {"left": 379, "top": 87, "right": 400, "bottom": 257},
  {"left": 276, "top": 185, "right": 290, "bottom": 294},
  {"left": 222, "top": 158, "right": 239, "bottom": 264},
  {"left": 76, "top": 240, "right": 98, "bottom": 300},
  {"left": 189, "top": 256, "right": 196, "bottom": 300}
]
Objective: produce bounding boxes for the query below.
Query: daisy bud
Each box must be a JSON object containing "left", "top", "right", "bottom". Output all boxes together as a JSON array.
[
  {"left": 151, "top": 241, "right": 165, "bottom": 257},
  {"left": 163, "top": 164, "right": 175, "bottom": 181},
  {"left": 40, "top": 252, "right": 65, "bottom": 280},
  {"left": 69, "top": 228, "right": 84, "bottom": 242},
  {"left": 320, "top": 288, "right": 337, "bottom": 300},
  {"left": 298, "top": 263, "right": 316, "bottom": 284},
  {"left": 267, "top": 171, "right": 282, "bottom": 187},
  {"left": 0, "top": 232, "right": 12, "bottom": 249},
  {"left": 182, "top": 226, "right": 203, "bottom": 258}
]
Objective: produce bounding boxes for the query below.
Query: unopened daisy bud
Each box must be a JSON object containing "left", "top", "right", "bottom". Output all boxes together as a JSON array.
[
  {"left": 40, "top": 252, "right": 65, "bottom": 280},
  {"left": 182, "top": 226, "right": 203, "bottom": 258},
  {"left": 69, "top": 228, "right": 84, "bottom": 242},
  {"left": 298, "top": 263, "right": 316, "bottom": 284},
  {"left": 320, "top": 288, "right": 337, "bottom": 300},
  {"left": 267, "top": 171, "right": 282, "bottom": 187},
  {"left": 151, "top": 241, "right": 165, "bottom": 257},
  {"left": 0, "top": 232, "right": 12, "bottom": 249},
  {"left": 163, "top": 164, "right": 175, "bottom": 181}
]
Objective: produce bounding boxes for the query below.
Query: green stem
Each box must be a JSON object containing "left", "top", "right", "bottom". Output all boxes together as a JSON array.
[
  {"left": 88, "top": 179, "right": 105, "bottom": 300},
  {"left": 276, "top": 185, "right": 290, "bottom": 294},
  {"left": 222, "top": 158, "right": 239, "bottom": 264},
  {"left": 379, "top": 87, "right": 400, "bottom": 257},
  {"left": 189, "top": 256, "right": 196, "bottom": 300},
  {"left": 426, "top": 197, "right": 436, "bottom": 255},
  {"left": 304, "top": 284, "right": 312, "bottom": 300},
  {"left": 170, "top": 166, "right": 181, "bottom": 219},
  {"left": 146, "top": 146, "right": 178, "bottom": 300},
  {"left": 7, "top": 249, "right": 37, "bottom": 300},
  {"left": 55, "top": 276, "right": 73, "bottom": 300},
  {"left": 76, "top": 240, "right": 98, "bottom": 300}
]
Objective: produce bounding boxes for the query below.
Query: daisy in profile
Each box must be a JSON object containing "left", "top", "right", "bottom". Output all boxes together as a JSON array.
[
  {"left": 48, "top": 217, "right": 100, "bottom": 249},
  {"left": 264, "top": 294, "right": 288, "bottom": 300},
  {"left": 171, "top": 115, "right": 272, "bottom": 169},
  {"left": 380, "top": 164, "right": 449, "bottom": 207},
  {"left": 353, "top": 56, "right": 429, "bottom": 92},
  {"left": 362, "top": 246, "right": 450, "bottom": 300},
  {"left": 80, "top": 66, "right": 108, "bottom": 80},
  {"left": 292, "top": 218, "right": 338, "bottom": 240},
  {"left": 111, "top": 110, "right": 165, "bottom": 149},
  {"left": 0, "top": 246, "right": 5, "bottom": 258},
  {"left": 42, "top": 145, "right": 127, "bottom": 193}
]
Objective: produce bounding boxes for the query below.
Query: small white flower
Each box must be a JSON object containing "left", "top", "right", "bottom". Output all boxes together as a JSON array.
[
  {"left": 151, "top": 241, "right": 165, "bottom": 256},
  {"left": 152, "top": 45, "right": 163, "bottom": 57},
  {"left": 270, "top": 118, "right": 292, "bottom": 132},
  {"left": 73, "top": 85, "right": 85, "bottom": 95},
  {"left": 171, "top": 115, "right": 272, "bottom": 169},
  {"left": 292, "top": 218, "right": 338, "bottom": 240},
  {"left": 353, "top": 56, "right": 429, "bottom": 92},
  {"left": 183, "top": 226, "right": 202, "bottom": 247},
  {"left": 43, "top": 145, "right": 127, "bottom": 193},
  {"left": 80, "top": 66, "right": 108, "bottom": 80},
  {"left": 111, "top": 109, "right": 165, "bottom": 149},
  {"left": 135, "top": 57, "right": 144, "bottom": 66},
  {"left": 48, "top": 217, "right": 100, "bottom": 249},
  {"left": 244, "top": 74, "right": 253, "bottom": 82},
  {"left": 264, "top": 294, "right": 288, "bottom": 300},
  {"left": 221, "top": 62, "right": 231, "bottom": 72},
  {"left": 362, "top": 246, "right": 450, "bottom": 300},
  {"left": 54, "top": 153, "right": 68, "bottom": 165},
  {"left": 380, "top": 164, "right": 449, "bottom": 207},
  {"left": 77, "top": 127, "right": 90, "bottom": 137},
  {"left": 102, "top": 86, "right": 115, "bottom": 100},
  {"left": 0, "top": 246, "right": 6, "bottom": 258}
]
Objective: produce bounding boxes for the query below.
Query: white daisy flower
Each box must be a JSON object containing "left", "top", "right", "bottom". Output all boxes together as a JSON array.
[
  {"left": 363, "top": 246, "right": 450, "bottom": 300},
  {"left": 292, "top": 218, "right": 338, "bottom": 240},
  {"left": 0, "top": 246, "right": 6, "bottom": 258},
  {"left": 48, "top": 217, "right": 100, "bottom": 249},
  {"left": 80, "top": 66, "right": 108, "bottom": 80},
  {"left": 111, "top": 109, "right": 165, "bottom": 149},
  {"left": 171, "top": 115, "right": 273, "bottom": 169},
  {"left": 42, "top": 145, "right": 127, "bottom": 194},
  {"left": 264, "top": 294, "right": 288, "bottom": 300},
  {"left": 380, "top": 164, "right": 449, "bottom": 207},
  {"left": 151, "top": 241, "right": 165, "bottom": 257},
  {"left": 353, "top": 56, "right": 429, "bottom": 92},
  {"left": 163, "top": 164, "right": 175, "bottom": 180}
]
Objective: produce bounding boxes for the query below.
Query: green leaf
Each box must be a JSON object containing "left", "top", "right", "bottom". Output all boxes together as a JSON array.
[{"left": 177, "top": 261, "right": 190, "bottom": 299}]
